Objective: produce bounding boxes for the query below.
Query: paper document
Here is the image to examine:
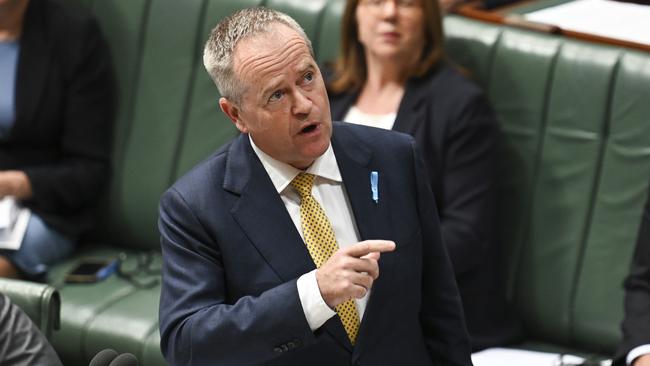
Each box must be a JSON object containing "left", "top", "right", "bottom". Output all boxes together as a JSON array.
[
  {"left": 472, "top": 347, "right": 612, "bottom": 366},
  {"left": 524, "top": 0, "right": 650, "bottom": 46},
  {"left": 0, "top": 197, "right": 31, "bottom": 251},
  {"left": 0, "top": 197, "right": 18, "bottom": 229}
]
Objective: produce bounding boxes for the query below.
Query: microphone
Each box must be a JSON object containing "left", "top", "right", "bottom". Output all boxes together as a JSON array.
[
  {"left": 89, "top": 349, "right": 118, "bottom": 366},
  {"left": 109, "top": 353, "right": 138, "bottom": 366}
]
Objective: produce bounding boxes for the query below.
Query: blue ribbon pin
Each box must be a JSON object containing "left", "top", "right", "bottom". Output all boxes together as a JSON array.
[{"left": 370, "top": 171, "right": 379, "bottom": 204}]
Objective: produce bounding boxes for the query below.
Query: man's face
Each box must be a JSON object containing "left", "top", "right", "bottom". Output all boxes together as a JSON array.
[{"left": 220, "top": 24, "right": 332, "bottom": 170}]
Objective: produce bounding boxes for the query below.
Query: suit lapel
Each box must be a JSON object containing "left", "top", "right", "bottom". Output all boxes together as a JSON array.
[
  {"left": 329, "top": 78, "right": 432, "bottom": 357},
  {"left": 392, "top": 77, "right": 427, "bottom": 137},
  {"left": 329, "top": 91, "right": 358, "bottom": 121},
  {"left": 14, "top": 0, "right": 50, "bottom": 135},
  {"left": 331, "top": 127, "right": 398, "bottom": 358},
  {"left": 332, "top": 127, "right": 392, "bottom": 242},
  {"left": 227, "top": 136, "right": 315, "bottom": 283}
]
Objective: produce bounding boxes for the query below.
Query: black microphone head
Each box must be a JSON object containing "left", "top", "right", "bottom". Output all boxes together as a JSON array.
[
  {"left": 89, "top": 349, "right": 119, "bottom": 366},
  {"left": 108, "top": 353, "right": 139, "bottom": 366}
]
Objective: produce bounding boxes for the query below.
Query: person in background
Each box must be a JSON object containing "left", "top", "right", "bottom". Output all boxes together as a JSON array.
[
  {"left": 614, "top": 185, "right": 650, "bottom": 366},
  {"left": 0, "top": 0, "right": 114, "bottom": 280},
  {"left": 327, "top": 0, "right": 521, "bottom": 351}
]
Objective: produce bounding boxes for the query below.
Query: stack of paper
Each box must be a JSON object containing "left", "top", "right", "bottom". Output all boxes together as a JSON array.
[
  {"left": 0, "top": 197, "right": 19, "bottom": 229},
  {"left": 524, "top": 0, "right": 650, "bottom": 46},
  {"left": 472, "top": 347, "right": 612, "bottom": 366},
  {"left": 0, "top": 197, "right": 31, "bottom": 250}
]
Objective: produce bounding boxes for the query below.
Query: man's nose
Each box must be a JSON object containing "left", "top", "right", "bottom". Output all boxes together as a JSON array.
[{"left": 291, "top": 90, "right": 312, "bottom": 119}]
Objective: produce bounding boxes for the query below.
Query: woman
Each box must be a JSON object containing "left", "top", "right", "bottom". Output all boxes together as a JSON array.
[
  {"left": 327, "top": 0, "right": 521, "bottom": 350},
  {"left": 0, "top": 0, "right": 114, "bottom": 280}
]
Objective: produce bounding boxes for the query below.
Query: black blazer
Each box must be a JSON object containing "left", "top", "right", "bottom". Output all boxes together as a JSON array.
[
  {"left": 329, "top": 64, "right": 522, "bottom": 350},
  {"left": 614, "top": 186, "right": 650, "bottom": 365},
  {"left": 159, "top": 123, "right": 472, "bottom": 365},
  {"left": 0, "top": 0, "right": 114, "bottom": 238}
]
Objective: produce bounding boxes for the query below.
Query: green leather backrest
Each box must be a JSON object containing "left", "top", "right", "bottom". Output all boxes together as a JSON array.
[
  {"left": 443, "top": 17, "right": 501, "bottom": 89},
  {"left": 172, "top": 0, "right": 263, "bottom": 178},
  {"left": 113, "top": 0, "right": 209, "bottom": 250},
  {"left": 489, "top": 29, "right": 561, "bottom": 312},
  {"left": 446, "top": 15, "right": 650, "bottom": 352},
  {"left": 0, "top": 278, "right": 60, "bottom": 339},
  {"left": 317, "top": 0, "right": 345, "bottom": 64},
  {"left": 572, "top": 52, "right": 650, "bottom": 351},
  {"left": 64, "top": 0, "right": 232, "bottom": 250},
  {"left": 517, "top": 39, "right": 618, "bottom": 345}
]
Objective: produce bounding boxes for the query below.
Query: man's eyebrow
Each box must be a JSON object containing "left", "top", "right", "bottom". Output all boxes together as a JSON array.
[
  {"left": 260, "top": 79, "right": 283, "bottom": 98},
  {"left": 297, "top": 60, "right": 316, "bottom": 74},
  {"left": 259, "top": 60, "right": 316, "bottom": 98}
]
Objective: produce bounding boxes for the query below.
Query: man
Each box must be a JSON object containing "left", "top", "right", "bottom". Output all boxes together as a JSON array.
[
  {"left": 0, "top": 293, "right": 62, "bottom": 365},
  {"left": 158, "top": 7, "right": 471, "bottom": 366},
  {"left": 615, "top": 186, "right": 650, "bottom": 366}
]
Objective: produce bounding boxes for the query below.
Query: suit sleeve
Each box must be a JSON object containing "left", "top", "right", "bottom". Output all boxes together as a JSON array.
[
  {"left": 23, "top": 17, "right": 114, "bottom": 214},
  {"left": 411, "top": 140, "right": 473, "bottom": 366},
  {"left": 158, "top": 187, "right": 316, "bottom": 366},
  {"left": 615, "top": 201, "right": 650, "bottom": 365},
  {"left": 438, "top": 93, "right": 498, "bottom": 275},
  {"left": 0, "top": 294, "right": 63, "bottom": 366}
]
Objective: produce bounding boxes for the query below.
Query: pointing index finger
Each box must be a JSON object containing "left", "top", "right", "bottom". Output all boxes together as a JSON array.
[{"left": 346, "top": 240, "right": 396, "bottom": 258}]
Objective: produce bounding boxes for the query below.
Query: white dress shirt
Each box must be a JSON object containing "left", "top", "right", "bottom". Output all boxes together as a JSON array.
[{"left": 249, "top": 136, "right": 369, "bottom": 331}]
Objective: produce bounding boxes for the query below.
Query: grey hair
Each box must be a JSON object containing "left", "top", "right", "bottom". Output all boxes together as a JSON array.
[{"left": 203, "top": 7, "right": 314, "bottom": 105}]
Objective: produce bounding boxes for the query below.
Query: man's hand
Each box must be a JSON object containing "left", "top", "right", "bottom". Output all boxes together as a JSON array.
[
  {"left": 0, "top": 171, "right": 32, "bottom": 200},
  {"left": 634, "top": 354, "right": 650, "bottom": 366},
  {"left": 316, "top": 240, "right": 396, "bottom": 308}
]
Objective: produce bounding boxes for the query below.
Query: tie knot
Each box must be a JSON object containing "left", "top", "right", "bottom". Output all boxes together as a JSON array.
[{"left": 290, "top": 173, "right": 315, "bottom": 200}]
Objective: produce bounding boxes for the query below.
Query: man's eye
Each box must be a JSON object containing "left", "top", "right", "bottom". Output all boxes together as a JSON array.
[
  {"left": 304, "top": 72, "right": 313, "bottom": 83},
  {"left": 269, "top": 90, "right": 283, "bottom": 102}
]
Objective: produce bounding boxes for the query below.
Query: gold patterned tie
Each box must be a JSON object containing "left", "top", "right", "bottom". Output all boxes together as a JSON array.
[{"left": 290, "top": 173, "right": 360, "bottom": 344}]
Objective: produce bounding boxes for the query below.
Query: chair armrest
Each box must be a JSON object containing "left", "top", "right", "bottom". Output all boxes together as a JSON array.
[{"left": 0, "top": 278, "right": 60, "bottom": 339}]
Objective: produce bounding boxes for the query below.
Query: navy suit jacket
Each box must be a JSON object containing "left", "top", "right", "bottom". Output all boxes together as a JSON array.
[
  {"left": 329, "top": 64, "right": 521, "bottom": 350},
  {"left": 614, "top": 186, "right": 650, "bottom": 366},
  {"left": 159, "top": 122, "right": 472, "bottom": 366}
]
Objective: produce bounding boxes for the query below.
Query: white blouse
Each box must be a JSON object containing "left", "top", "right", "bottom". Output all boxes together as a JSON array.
[{"left": 343, "top": 106, "right": 397, "bottom": 131}]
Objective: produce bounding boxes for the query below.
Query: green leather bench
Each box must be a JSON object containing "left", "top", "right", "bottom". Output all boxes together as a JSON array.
[
  {"left": 30, "top": 0, "right": 648, "bottom": 364},
  {"left": 445, "top": 15, "right": 650, "bottom": 356},
  {"left": 0, "top": 278, "right": 60, "bottom": 340}
]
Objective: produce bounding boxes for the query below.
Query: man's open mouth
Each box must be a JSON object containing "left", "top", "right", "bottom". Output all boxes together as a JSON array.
[{"left": 300, "top": 124, "right": 318, "bottom": 134}]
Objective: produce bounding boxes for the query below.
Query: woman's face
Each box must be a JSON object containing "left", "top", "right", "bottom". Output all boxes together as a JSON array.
[{"left": 355, "top": 0, "right": 425, "bottom": 64}]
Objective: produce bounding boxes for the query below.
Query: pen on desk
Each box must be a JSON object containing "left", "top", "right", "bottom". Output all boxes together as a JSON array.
[{"left": 370, "top": 171, "right": 379, "bottom": 204}]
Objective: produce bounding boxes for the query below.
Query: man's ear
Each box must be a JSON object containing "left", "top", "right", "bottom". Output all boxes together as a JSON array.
[{"left": 219, "top": 97, "right": 248, "bottom": 133}]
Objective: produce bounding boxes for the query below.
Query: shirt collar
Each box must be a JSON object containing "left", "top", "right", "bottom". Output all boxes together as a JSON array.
[{"left": 249, "top": 135, "right": 342, "bottom": 194}]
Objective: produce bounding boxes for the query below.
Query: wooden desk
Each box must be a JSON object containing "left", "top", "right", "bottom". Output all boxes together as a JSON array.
[{"left": 454, "top": 0, "right": 650, "bottom": 53}]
